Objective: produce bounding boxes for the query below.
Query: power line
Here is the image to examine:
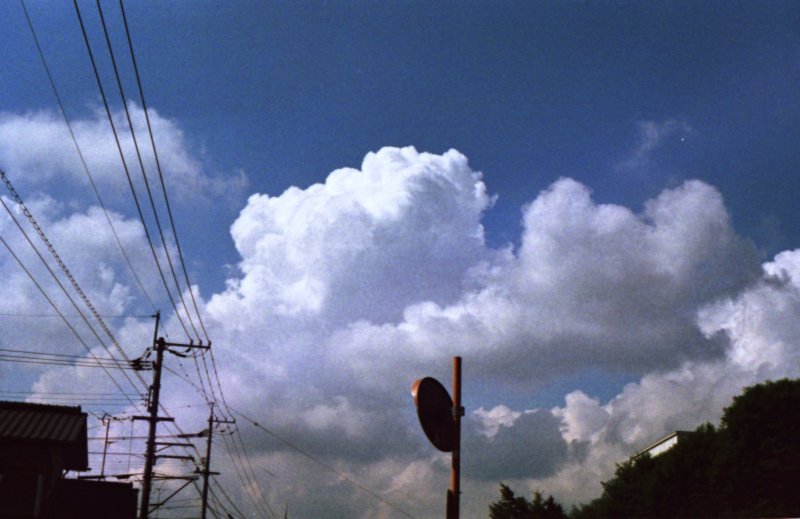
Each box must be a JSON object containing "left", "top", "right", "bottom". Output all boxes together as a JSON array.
[
  {"left": 117, "top": 0, "right": 209, "bottom": 343},
  {"left": 80, "top": 9, "right": 255, "bottom": 517},
  {"left": 210, "top": 479, "right": 248, "bottom": 519},
  {"left": 19, "top": 0, "right": 159, "bottom": 314},
  {"left": 93, "top": 0, "right": 201, "bottom": 344},
  {"left": 0, "top": 168, "right": 141, "bottom": 373},
  {"left": 0, "top": 356, "right": 142, "bottom": 370},
  {"left": 16, "top": 22, "right": 219, "bottom": 494},
  {"left": 220, "top": 429, "right": 273, "bottom": 518},
  {"left": 0, "top": 312, "right": 154, "bottom": 318},
  {"left": 0, "top": 233, "right": 140, "bottom": 403},
  {"left": 21, "top": 4, "right": 247, "bottom": 514},
  {"left": 2, "top": 398, "right": 140, "bottom": 406},
  {"left": 0, "top": 390, "right": 140, "bottom": 397},
  {"left": 0, "top": 169, "right": 151, "bottom": 398},
  {"left": 0, "top": 346, "right": 137, "bottom": 363},
  {"left": 162, "top": 364, "right": 274, "bottom": 516},
  {"left": 112, "top": 5, "right": 231, "bottom": 457},
  {"left": 233, "top": 408, "right": 415, "bottom": 518},
  {"left": 230, "top": 428, "right": 276, "bottom": 517},
  {"left": 72, "top": 0, "right": 192, "bottom": 340}
]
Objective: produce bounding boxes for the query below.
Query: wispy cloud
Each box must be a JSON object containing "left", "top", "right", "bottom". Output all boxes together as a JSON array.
[
  {"left": 617, "top": 119, "right": 692, "bottom": 171},
  {"left": 0, "top": 104, "right": 247, "bottom": 203}
]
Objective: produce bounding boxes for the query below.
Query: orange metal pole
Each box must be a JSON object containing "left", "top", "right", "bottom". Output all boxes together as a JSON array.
[{"left": 449, "top": 356, "right": 462, "bottom": 519}]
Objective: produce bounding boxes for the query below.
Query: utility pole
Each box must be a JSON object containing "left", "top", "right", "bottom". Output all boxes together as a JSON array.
[
  {"left": 136, "top": 311, "right": 210, "bottom": 519},
  {"left": 137, "top": 312, "right": 164, "bottom": 519},
  {"left": 100, "top": 414, "right": 111, "bottom": 478},
  {"left": 200, "top": 403, "right": 235, "bottom": 519}
]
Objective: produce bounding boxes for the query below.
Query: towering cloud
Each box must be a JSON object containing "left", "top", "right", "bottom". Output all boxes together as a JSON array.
[
  {"left": 195, "top": 146, "right": 784, "bottom": 516},
  {"left": 4, "top": 140, "right": 796, "bottom": 517}
]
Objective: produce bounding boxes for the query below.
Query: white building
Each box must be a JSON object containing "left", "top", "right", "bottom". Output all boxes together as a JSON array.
[{"left": 632, "top": 431, "right": 691, "bottom": 461}]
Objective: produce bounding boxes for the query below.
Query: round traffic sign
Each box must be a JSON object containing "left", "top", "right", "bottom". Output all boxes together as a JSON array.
[{"left": 411, "top": 377, "right": 455, "bottom": 452}]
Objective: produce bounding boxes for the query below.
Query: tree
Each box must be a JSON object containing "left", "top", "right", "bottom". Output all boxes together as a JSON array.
[
  {"left": 489, "top": 483, "right": 568, "bottom": 519},
  {"left": 572, "top": 378, "right": 800, "bottom": 518},
  {"left": 713, "top": 378, "right": 800, "bottom": 517}
]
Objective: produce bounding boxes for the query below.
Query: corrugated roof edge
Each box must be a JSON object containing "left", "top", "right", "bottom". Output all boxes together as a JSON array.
[{"left": 0, "top": 400, "right": 83, "bottom": 413}]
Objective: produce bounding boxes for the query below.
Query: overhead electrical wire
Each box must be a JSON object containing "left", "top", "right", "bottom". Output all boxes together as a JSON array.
[
  {"left": 72, "top": 0, "right": 192, "bottom": 341},
  {"left": 24, "top": 0, "right": 212, "bottom": 425},
  {"left": 0, "top": 354, "right": 143, "bottom": 371},
  {"left": 117, "top": 0, "right": 209, "bottom": 342},
  {"left": 0, "top": 170, "right": 155, "bottom": 406},
  {"left": 220, "top": 431, "right": 273, "bottom": 518},
  {"left": 0, "top": 169, "right": 141, "bottom": 374},
  {"left": 114, "top": 1, "right": 238, "bottom": 440},
  {"left": 206, "top": 502, "right": 222, "bottom": 519},
  {"left": 0, "top": 198, "right": 146, "bottom": 398},
  {"left": 0, "top": 232, "right": 139, "bottom": 404},
  {"left": 99, "top": 4, "right": 240, "bottom": 487},
  {"left": 0, "top": 312, "right": 153, "bottom": 318},
  {"left": 210, "top": 479, "right": 248, "bottom": 519},
  {"left": 0, "top": 347, "right": 133, "bottom": 362},
  {"left": 2, "top": 155, "right": 205, "bottom": 516},
  {"left": 14, "top": 12, "right": 199, "bottom": 486},
  {"left": 0, "top": 390, "right": 141, "bottom": 397},
  {"left": 227, "top": 424, "right": 276, "bottom": 517},
  {"left": 209, "top": 485, "right": 244, "bottom": 519},
  {"left": 93, "top": 0, "right": 202, "bottom": 343},
  {"left": 233, "top": 408, "right": 416, "bottom": 519},
  {"left": 18, "top": 0, "right": 158, "bottom": 314},
  {"left": 163, "top": 364, "right": 275, "bottom": 516},
  {"left": 164, "top": 363, "right": 273, "bottom": 515},
  {"left": 20, "top": 3, "right": 267, "bottom": 514}
]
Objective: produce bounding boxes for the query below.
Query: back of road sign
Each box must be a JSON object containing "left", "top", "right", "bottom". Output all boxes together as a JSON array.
[{"left": 411, "top": 377, "right": 456, "bottom": 452}]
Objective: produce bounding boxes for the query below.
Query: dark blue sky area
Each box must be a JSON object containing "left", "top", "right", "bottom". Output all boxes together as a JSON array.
[
  {"left": 3, "top": 1, "right": 799, "bottom": 285},
  {"left": 140, "top": 2, "right": 800, "bottom": 252}
]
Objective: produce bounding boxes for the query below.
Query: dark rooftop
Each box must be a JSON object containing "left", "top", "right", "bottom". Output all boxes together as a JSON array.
[{"left": 0, "top": 400, "right": 88, "bottom": 470}]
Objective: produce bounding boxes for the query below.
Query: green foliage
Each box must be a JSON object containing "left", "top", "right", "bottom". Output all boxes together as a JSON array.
[
  {"left": 489, "top": 483, "right": 568, "bottom": 519},
  {"left": 714, "top": 378, "right": 800, "bottom": 516},
  {"left": 571, "top": 378, "right": 800, "bottom": 518}
]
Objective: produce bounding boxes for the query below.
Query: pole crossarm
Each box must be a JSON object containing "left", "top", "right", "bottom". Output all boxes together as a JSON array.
[
  {"left": 162, "top": 339, "right": 210, "bottom": 350},
  {"left": 194, "top": 470, "right": 221, "bottom": 476},
  {"left": 155, "top": 454, "right": 195, "bottom": 461},
  {"left": 155, "top": 441, "right": 195, "bottom": 451},
  {"left": 152, "top": 475, "right": 199, "bottom": 481}
]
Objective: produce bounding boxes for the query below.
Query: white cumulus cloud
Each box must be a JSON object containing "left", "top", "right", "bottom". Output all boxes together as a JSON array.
[{"left": 5, "top": 142, "right": 797, "bottom": 518}]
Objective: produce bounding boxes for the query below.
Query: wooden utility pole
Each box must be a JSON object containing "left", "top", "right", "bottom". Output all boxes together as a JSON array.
[
  {"left": 136, "top": 311, "right": 210, "bottom": 519},
  {"left": 200, "top": 403, "right": 235, "bottom": 519},
  {"left": 137, "top": 312, "right": 166, "bottom": 519},
  {"left": 100, "top": 414, "right": 111, "bottom": 478}
]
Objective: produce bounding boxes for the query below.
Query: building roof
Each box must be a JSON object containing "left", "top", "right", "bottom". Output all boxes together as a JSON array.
[
  {"left": 0, "top": 400, "right": 88, "bottom": 470},
  {"left": 632, "top": 430, "right": 692, "bottom": 461}
]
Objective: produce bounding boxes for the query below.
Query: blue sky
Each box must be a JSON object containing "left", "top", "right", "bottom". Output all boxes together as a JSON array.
[
  {"left": 1, "top": 2, "right": 799, "bottom": 517},
  {"left": 7, "top": 2, "right": 799, "bottom": 266}
]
